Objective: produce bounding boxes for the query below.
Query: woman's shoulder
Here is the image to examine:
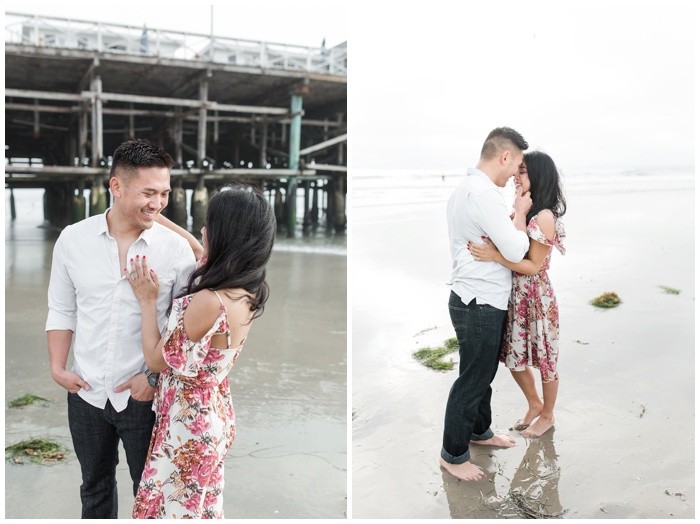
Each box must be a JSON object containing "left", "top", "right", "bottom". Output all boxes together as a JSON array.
[
  {"left": 184, "top": 289, "right": 224, "bottom": 319},
  {"left": 533, "top": 209, "right": 556, "bottom": 240}
]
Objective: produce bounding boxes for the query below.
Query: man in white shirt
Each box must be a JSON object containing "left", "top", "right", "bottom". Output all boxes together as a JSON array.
[
  {"left": 46, "top": 139, "right": 196, "bottom": 518},
  {"left": 440, "top": 127, "right": 532, "bottom": 482}
]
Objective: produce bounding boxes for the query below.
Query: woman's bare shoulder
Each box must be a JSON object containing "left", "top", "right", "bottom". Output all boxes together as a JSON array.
[{"left": 536, "top": 210, "right": 556, "bottom": 241}]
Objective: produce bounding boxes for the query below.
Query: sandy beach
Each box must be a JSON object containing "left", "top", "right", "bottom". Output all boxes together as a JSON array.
[
  {"left": 352, "top": 170, "right": 694, "bottom": 518},
  {"left": 4, "top": 193, "right": 347, "bottom": 519}
]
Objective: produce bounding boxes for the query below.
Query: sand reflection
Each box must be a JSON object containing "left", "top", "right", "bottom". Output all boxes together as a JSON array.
[{"left": 443, "top": 432, "right": 563, "bottom": 519}]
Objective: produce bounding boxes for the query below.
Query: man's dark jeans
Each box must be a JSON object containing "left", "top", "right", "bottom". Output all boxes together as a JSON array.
[
  {"left": 441, "top": 291, "right": 507, "bottom": 464},
  {"left": 67, "top": 392, "right": 155, "bottom": 519}
]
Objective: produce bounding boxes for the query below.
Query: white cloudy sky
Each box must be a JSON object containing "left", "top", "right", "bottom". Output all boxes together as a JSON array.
[
  {"left": 5, "top": 2, "right": 695, "bottom": 172},
  {"left": 349, "top": 0, "right": 695, "bottom": 172}
]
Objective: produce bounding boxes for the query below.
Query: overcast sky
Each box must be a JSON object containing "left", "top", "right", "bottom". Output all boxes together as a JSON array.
[
  {"left": 5, "top": 3, "right": 348, "bottom": 48},
  {"left": 5, "top": 2, "right": 696, "bottom": 172},
  {"left": 349, "top": 0, "right": 695, "bottom": 172}
]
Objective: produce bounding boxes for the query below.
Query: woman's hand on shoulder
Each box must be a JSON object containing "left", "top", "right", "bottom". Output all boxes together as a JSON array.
[
  {"left": 182, "top": 289, "right": 224, "bottom": 342},
  {"left": 536, "top": 210, "right": 556, "bottom": 242}
]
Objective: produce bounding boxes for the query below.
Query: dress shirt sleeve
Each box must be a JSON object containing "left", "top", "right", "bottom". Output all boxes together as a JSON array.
[
  {"left": 46, "top": 231, "right": 78, "bottom": 332},
  {"left": 473, "top": 188, "right": 530, "bottom": 263}
]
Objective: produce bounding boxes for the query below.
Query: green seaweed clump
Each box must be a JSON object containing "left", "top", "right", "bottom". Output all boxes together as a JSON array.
[
  {"left": 660, "top": 286, "right": 680, "bottom": 295},
  {"left": 413, "top": 338, "right": 459, "bottom": 371},
  {"left": 6, "top": 438, "right": 66, "bottom": 464},
  {"left": 590, "top": 292, "right": 622, "bottom": 308},
  {"left": 8, "top": 394, "right": 51, "bottom": 408}
]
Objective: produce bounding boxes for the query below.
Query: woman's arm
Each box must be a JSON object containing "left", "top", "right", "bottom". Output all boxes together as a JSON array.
[
  {"left": 469, "top": 211, "right": 556, "bottom": 276},
  {"left": 126, "top": 257, "right": 168, "bottom": 372},
  {"left": 472, "top": 238, "right": 551, "bottom": 276},
  {"left": 155, "top": 214, "right": 205, "bottom": 261}
]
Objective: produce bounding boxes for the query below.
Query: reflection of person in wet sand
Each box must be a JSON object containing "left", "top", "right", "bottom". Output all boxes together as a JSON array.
[
  {"left": 441, "top": 432, "right": 562, "bottom": 518},
  {"left": 469, "top": 151, "right": 566, "bottom": 438},
  {"left": 440, "top": 127, "right": 533, "bottom": 481},
  {"left": 508, "top": 431, "right": 563, "bottom": 517}
]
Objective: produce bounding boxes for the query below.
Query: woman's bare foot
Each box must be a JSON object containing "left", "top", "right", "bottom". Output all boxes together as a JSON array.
[
  {"left": 521, "top": 415, "right": 554, "bottom": 438},
  {"left": 439, "top": 457, "right": 484, "bottom": 481},
  {"left": 514, "top": 402, "right": 544, "bottom": 429},
  {"left": 470, "top": 434, "right": 517, "bottom": 447}
]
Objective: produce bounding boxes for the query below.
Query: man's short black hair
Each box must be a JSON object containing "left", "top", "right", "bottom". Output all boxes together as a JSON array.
[
  {"left": 480, "top": 127, "right": 529, "bottom": 160},
  {"left": 110, "top": 139, "right": 174, "bottom": 180}
]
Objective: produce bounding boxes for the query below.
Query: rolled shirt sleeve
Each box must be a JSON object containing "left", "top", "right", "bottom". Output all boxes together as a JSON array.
[{"left": 46, "top": 230, "right": 77, "bottom": 332}]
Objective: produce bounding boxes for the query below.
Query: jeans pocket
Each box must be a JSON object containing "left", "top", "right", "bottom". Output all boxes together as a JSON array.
[{"left": 129, "top": 396, "right": 153, "bottom": 406}]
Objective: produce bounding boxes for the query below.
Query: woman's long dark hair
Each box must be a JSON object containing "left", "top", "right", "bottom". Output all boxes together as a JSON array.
[
  {"left": 179, "top": 184, "right": 276, "bottom": 320},
  {"left": 524, "top": 150, "right": 567, "bottom": 225}
]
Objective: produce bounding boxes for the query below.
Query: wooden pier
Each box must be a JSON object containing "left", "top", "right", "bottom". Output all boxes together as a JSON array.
[{"left": 4, "top": 12, "right": 347, "bottom": 236}]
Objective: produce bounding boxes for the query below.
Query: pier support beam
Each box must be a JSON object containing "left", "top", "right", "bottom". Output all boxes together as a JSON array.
[
  {"left": 198, "top": 76, "right": 209, "bottom": 169},
  {"left": 333, "top": 174, "right": 346, "bottom": 232},
  {"left": 44, "top": 182, "right": 75, "bottom": 228},
  {"left": 302, "top": 180, "right": 311, "bottom": 233},
  {"left": 89, "top": 175, "right": 107, "bottom": 216},
  {"left": 286, "top": 91, "right": 304, "bottom": 237},
  {"left": 260, "top": 119, "right": 268, "bottom": 168},
  {"left": 274, "top": 182, "right": 285, "bottom": 227},
  {"left": 72, "top": 178, "right": 86, "bottom": 223},
  {"left": 310, "top": 181, "right": 319, "bottom": 225},
  {"left": 170, "top": 179, "right": 187, "bottom": 228},
  {"left": 191, "top": 176, "right": 208, "bottom": 235},
  {"left": 90, "top": 75, "right": 104, "bottom": 167},
  {"left": 9, "top": 186, "right": 17, "bottom": 221}
]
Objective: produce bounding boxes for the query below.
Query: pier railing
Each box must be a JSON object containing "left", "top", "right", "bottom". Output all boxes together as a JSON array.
[{"left": 5, "top": 12, "right": 347, "bottom": 75}]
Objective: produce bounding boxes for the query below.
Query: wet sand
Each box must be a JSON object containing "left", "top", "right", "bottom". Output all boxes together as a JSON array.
[
  {"left": 4, "top": 195, "right": 347, "bottom": 519},
  {"left": 352, "top": 173, "right": 694, "bottom": 518}
]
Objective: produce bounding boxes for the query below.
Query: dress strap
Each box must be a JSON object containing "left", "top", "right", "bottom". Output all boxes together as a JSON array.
[
  {"left": 211, "top": 290, "right": 231, "bottom": 348},
  {"left": 212, "top": 289, "right": 225, "bottom": 306}
]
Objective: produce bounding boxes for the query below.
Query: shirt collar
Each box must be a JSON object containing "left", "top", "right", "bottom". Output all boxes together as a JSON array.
[
  {"left": 466, "top": 167, "right": 496, "bottom": 187},
  {"left": 98, "top": 208, "right": 154, "bottom": 245}
]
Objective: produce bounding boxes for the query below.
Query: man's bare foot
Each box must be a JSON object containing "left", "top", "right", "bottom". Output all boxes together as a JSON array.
[
  {"left": 439, "top": 457, "right": 484, "bottom": 481},
  {"left": 470, "top": 434, "right": 517, "bottom": 447},
  {"left": 521, "top": 415, "right": 554, "bottom": 438}
]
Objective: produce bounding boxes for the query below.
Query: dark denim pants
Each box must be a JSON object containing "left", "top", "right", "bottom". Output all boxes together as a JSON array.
[
  {"left": 67, "top": 392, "right": 155, "bottom": 519},
  {"left": 441, "top": 291, "right": 507, "bottom": 464}
]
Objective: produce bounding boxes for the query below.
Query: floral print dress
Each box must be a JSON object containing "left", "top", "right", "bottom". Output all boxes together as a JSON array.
[
  {"left": 133, "top": 291, "right": 244, "bottom": 519},
  {"left": 500, "top": 214, "right": 566, "bottom": 383}
]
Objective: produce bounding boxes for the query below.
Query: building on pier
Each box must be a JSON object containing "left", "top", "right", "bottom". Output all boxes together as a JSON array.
[{"left": 5, "top": 12, "right": 347, "bottom": 235}]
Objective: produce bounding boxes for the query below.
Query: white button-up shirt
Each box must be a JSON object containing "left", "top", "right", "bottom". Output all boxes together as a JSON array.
[
  {"left": 46, "top": 209, "right": 196, "bottom": 412},
  {"left": 447, "top": 168, "right": 530, "bottom": 310}
]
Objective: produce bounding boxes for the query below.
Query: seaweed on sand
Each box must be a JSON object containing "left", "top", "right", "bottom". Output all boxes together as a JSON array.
[
  {"left": 590, "top": 292, "right": 622, "bottom": 308},
  {"left": 482, "top": 487, "right": 566, "bottom": 519},
  {"left": 413, "top": 338, "right": 459, "bottom": 371},
  {"left": 8, "top": 394, "right": 51, "bottom": 408},
  {"left": 6, "top": 438, "right": 66, "bottom": 464}
]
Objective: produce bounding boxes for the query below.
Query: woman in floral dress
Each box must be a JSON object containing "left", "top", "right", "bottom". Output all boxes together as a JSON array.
[
  {"left": 126, "top": 185, "right": 276, "bottom": 518},
  {"left": 469, "top": 151, "right": 566, "bottom": 438}
]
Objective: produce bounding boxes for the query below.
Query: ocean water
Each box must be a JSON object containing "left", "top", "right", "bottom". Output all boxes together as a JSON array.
[
  {"left": 352, "top": 166, "right": 695, "bottom": 210},
  {"left": 5, "top": 187, "right": 347, "bottom": 256}
]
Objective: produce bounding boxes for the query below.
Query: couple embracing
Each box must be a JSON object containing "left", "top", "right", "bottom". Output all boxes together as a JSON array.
[{"left": 440, "top": 127, "right": 567, "bottom": 481}]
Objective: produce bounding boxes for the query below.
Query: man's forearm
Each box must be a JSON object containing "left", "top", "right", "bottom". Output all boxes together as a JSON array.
[
  {"left": 47, "top": 329, "right": 74, "bottom": 376},
  {"left": 512, "top": 212, "right": 527, "bottom": 233}
]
